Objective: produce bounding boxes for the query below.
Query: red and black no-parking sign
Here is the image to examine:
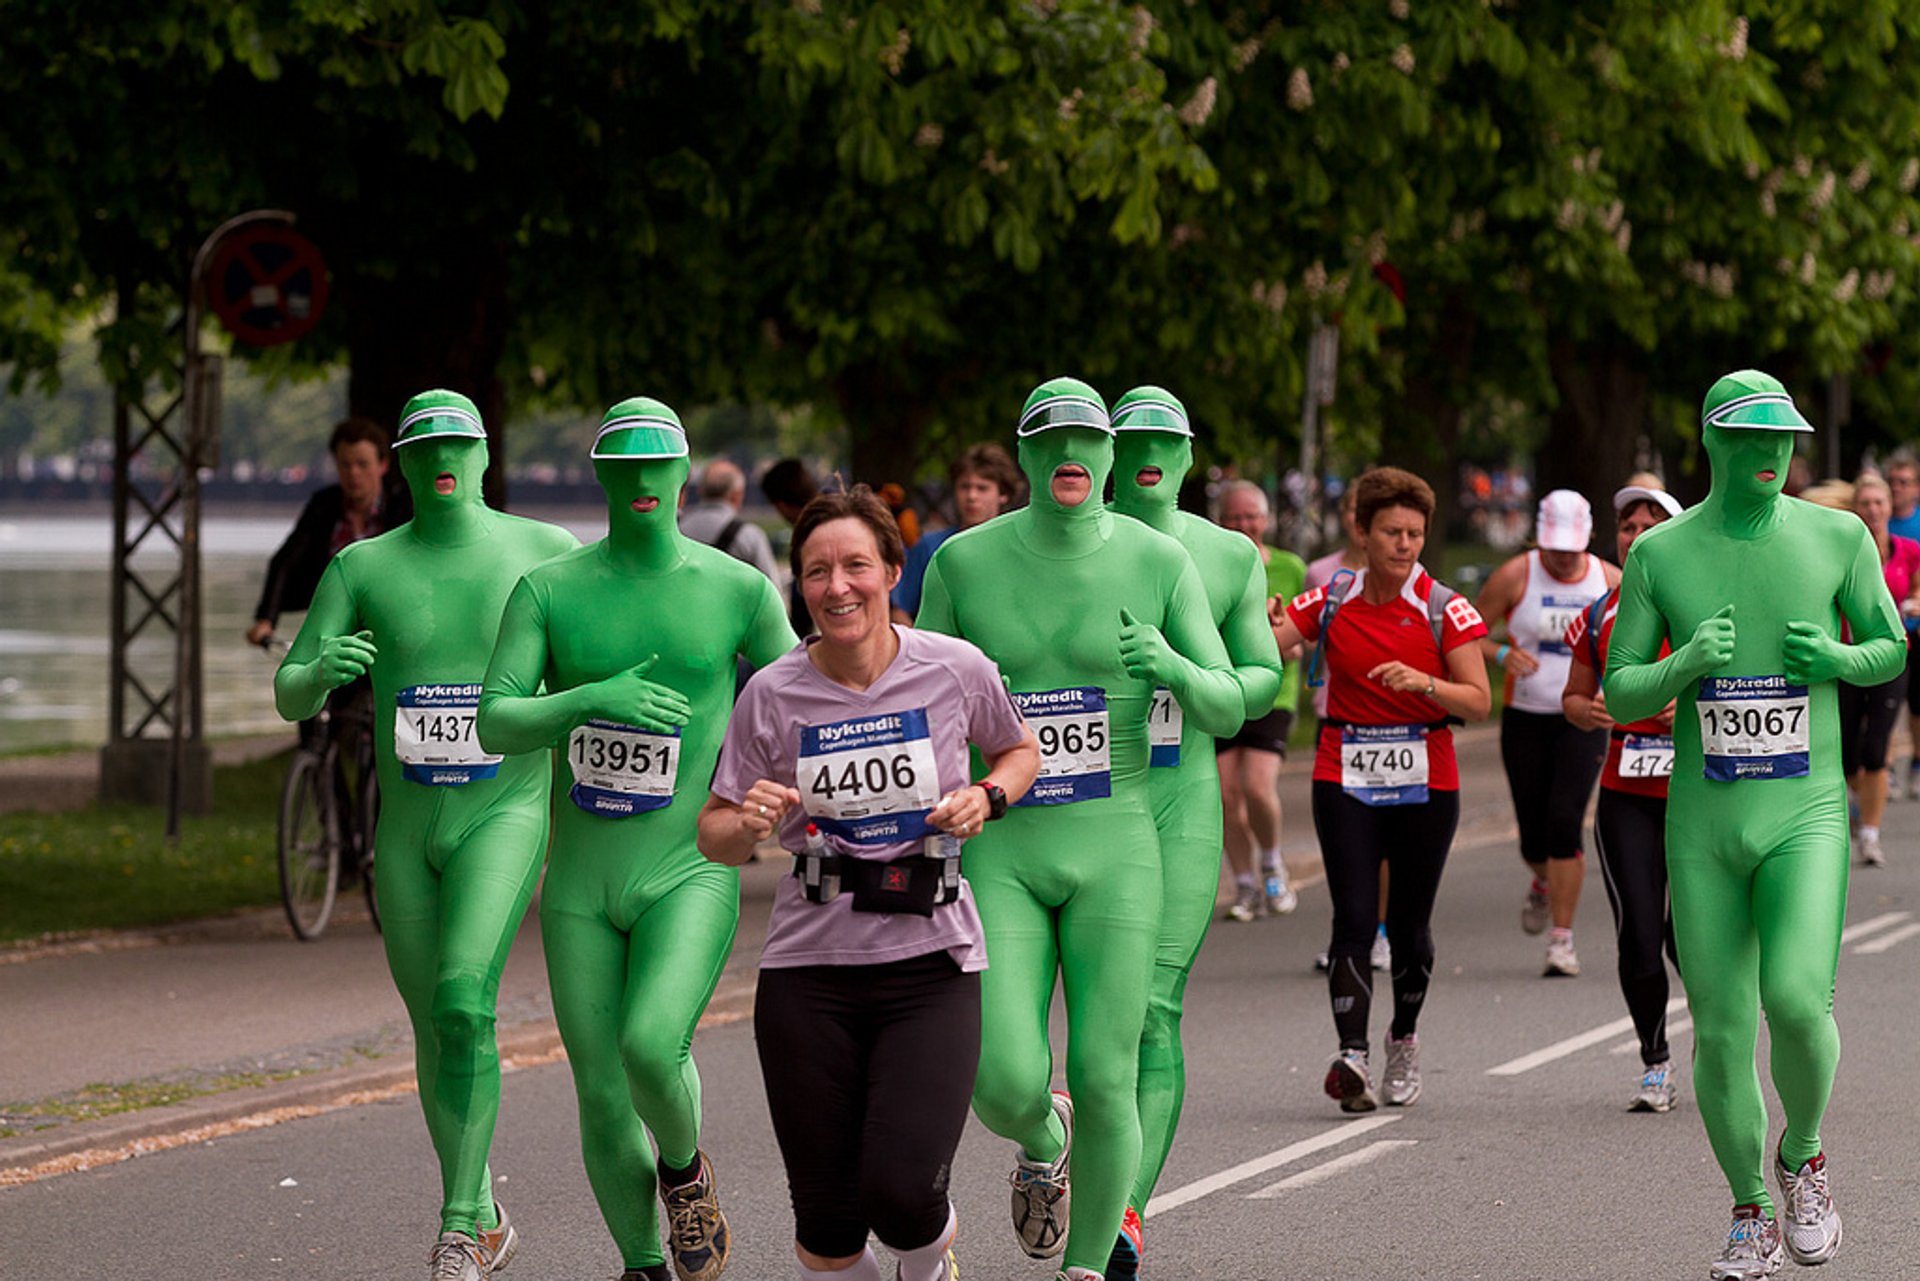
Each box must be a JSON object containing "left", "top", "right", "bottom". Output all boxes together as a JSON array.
[{"left": 206, "top": 224, "right": 330, "bottom": 347}]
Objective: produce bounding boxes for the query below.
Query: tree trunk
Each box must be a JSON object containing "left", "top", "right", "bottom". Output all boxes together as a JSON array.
[
  {"left": 1387, "top": 290, "right": 1476, "bottom": 544},
  {"left": 341, "top": 239, "right": 513, "bottom": 508},
  {"left": 1541, "top": 339, "right": 1649, "bottom": 551},
  {"left": 835, "top": 358, "right": 936, "bottom": 487}
]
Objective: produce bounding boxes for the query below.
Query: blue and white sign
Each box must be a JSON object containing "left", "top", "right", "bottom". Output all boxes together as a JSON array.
[
  {"left": 798, "top": 708, "right": 941, "bottom": 843},
  {"left": 1340, "top": 723, "right": 1429, "bottom": 807},
  {"left": 1697, "top": 676, "right": 1809, "bottom": 781},
  {"left": 1148, "top": 686, "right": 1183, "bottom": 769},
  {"left": 1013, "top": 686, "right": 1112, "bottom": 806},
  {"left": 394, "top": 683, "right": 501, "bottom": 786},
  {"left": 568, "top": 719, "right": 680, "bottom": 816}
]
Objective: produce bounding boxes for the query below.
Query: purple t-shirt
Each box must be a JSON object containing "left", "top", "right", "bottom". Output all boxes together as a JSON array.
[{"left": 710, "top": 625, "right": 1028, "bottom": 971}]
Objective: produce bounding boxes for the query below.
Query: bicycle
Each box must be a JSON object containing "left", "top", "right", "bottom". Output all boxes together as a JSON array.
[{"left": 263, "top": 637, "right": 382, "bottom": 940}]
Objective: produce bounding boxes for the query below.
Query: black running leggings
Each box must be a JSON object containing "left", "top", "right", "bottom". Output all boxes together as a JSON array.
[
  {"left": 754, "top": 951, "right": 980, "bottom": 1259},
  {"left": 1839, "top": 666, "right": 1910, "bottom": 776},
  {"left": 1592, "top": 787, "right": 1678, "bottom": 1067},
  {"left": 1311, "top": 782, "right": 1459, "bottom": 1051},
  {"left": 1500, "top": 708, "right": 1606, "bottom": 864}
]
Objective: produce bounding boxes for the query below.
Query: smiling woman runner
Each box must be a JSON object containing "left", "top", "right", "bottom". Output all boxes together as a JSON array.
[
  {"left": 698, "top": 484, "right": 1039, "bottom": 1281},
  {"left": 274, "top": 390, "right": 579, "bottom": 1281},
  {"left": 478, "top": 398, "right": 797, "bottom": 1281},
  {"left": 1270, "top": 466, "right": 1491, "bottom": 1113},
  {"left": 1561, "top": 481, "right": 1685, "bottom": 1113}
]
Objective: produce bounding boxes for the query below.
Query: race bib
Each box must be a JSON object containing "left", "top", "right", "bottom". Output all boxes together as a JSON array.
[
  {"left": 1618, "top": 733, "right": 1675, "bottom": 780},
  {"left": 394, "top": 684, "right": 501, "bottom": 786},
  {"left": 1340, "top": 724, "right": 1429, "bottom": 807},
  {"left": 1536, "top": 594, "right": 1592, "bottom": 657},
  {"left": 1013, "top": 687, "right": 1112, "bottom": 806},
  {"left": 1148, "top": 687, "right": 1183, "bottom": 769},
  {"left": 798, "top": 708, "right": 942, "bottom": 844},
  {"left": 567, "top": 719, "right": 680, "bottom": 817},
  {"left": 1697, "top": 676, "right": 1809, "bottom": 781}
]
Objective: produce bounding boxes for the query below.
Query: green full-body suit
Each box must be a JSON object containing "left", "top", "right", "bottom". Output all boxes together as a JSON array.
[
  {"left": 916, "top": 378, "right": 1248, "bottom": 1275},
  {"left": 274, "top": 392, "right": 579, "bottom": 1238},
  {"left": 1606, "top": 373, "right": 1903, "bottom": 1212},
  {"left": 1108, "top": 388, "right": 1282, "bottom": 1218},
  {"left": 478, "top": 401, "right": 795, "bottom": 1271}
]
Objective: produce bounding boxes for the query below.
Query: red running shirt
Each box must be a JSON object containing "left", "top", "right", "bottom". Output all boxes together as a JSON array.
[
  {"left": 1286, "top": 567, "right": 1488, "bottom": 790},
  {"left": 1565, "top": 588, "right": 1672, "bottom": 798}
]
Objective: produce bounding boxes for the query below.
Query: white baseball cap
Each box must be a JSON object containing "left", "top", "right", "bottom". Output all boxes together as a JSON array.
[
  {"left": 1612, "top": 484, "right": 1684, "bottom": 519},
  {"left": 1535, "top": 489, "right": 1593, "bottom": 551}
]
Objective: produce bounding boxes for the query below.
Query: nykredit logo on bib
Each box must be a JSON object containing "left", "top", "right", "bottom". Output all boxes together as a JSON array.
[{"left": 816, "top": 714, "right": 903, "bottom": 744}]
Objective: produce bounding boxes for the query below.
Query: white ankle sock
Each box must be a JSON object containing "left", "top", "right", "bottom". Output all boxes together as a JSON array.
[
  {"left": 1860, "top": 824, "right": 1880, "bottom": 841},
  {"left": 891, "top": 1205, "right": 957, "bottom": 1281},
  {"left": 798, "top": 1247, "right": 884, "bottom": 1280},
  {"left": 1259, "top": 847, "right": 1283, "bottom": 878}
]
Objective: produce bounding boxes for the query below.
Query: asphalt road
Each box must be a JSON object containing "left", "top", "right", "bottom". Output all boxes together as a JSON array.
[{"left": 5, "top": 805, "right": 1917, "bottom": 1281}]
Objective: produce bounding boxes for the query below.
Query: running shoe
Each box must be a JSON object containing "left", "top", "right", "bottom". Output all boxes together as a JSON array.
[
  {"left": 659, "top": 1151, "right": 731, "bottom": 1281},
  {"left": 1774, "top": 1150, "right": 1843, "bottom": 1266},
  {"left": 1313, "top": 950, "right": 1331, "bottom": 972},
  {"left": 1709, "top": 1205, "right": 1784, "bottom": 1280},
  {"left": 621, "top": 1269, "right": 672, "bottom": 1281},
  {"left": 898, "top": 1251, "right": 960, "bottom": 1281},
  {"left": 428, "top": 1233, "right": 488, "bottom": 1281},
  {"left": 474, "top": 1199, "right": 518, "bottom": 1274},
  {"left": 1544, "top": 935, "right": 1580, "bottom": 977},
  {"left": 1370, "top": 927, "right": 1391, "bottom": 972},
  {"left": 1106, "top": 1205, "right": 1143, "bottom": 1280},
  {"left": 1629, "top": 1060, "right": 1677, "bottom": 1113},
  {"left": 1521, "top": 881, "right": 1551, "bottom": 935},
  {"left": 1324, "top": 1048, "right": 1376, "bottom": 1113},
  {"left": 1226, "top": 882, "right": 1264, "bottom": 922},
  {"left": 1010, "top": 1091, "right": 1073, "bottom": 1259},
  {"left": 1858, "top": 829, "right": 1886, "bottom": 867},
  {"left": 1381, "top": 1034, "right": 1421, "bottom": 1106},
  {"left": 1054, "top": 1270, "right": 1103, "bottom": 1281},
  {"left": 1264, "top": 875, "right": 1299, "bottom": 916}
]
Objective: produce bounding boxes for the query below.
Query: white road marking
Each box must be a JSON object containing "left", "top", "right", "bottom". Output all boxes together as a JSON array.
[
  {"left": 1840, "top": 911, "right": 1912, "bottom": 944},
  {"left": 1486, "top": 998, "right": 1689, "bottom": 1076},
  {"left": 1246, "top": 1140, "right": 1420, "bottom": 1197},
  {"left": 1612, "top": 1015, "right": 1692, "bottom": 1055},
  {"left": 1852, "top": 921, "right": 1920, "bottom": 955},
  {"left": 1146, "top": 1115, "right": 1403, "bottom": 1215}
]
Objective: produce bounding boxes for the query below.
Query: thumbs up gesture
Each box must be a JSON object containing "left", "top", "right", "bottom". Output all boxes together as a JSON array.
[
  {"left": 594, "top": 655, "right": 692, "bottom": 732},
  {"left": 1685, "top": 604, "right": 1737, "bottom": 679},
  {"left": 319, "top": 630, "right": 378, "bottom": 687},
  {"left": 1119, "top": 607, "right": 1175, "bottom": 684}
]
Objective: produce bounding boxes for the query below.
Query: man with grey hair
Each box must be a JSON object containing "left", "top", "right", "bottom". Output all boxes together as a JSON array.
[{"left": 680, "top": 458, "right": 781, "bottom": 584}]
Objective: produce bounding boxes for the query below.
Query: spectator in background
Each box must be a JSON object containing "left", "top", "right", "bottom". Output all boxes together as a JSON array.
[
  {"left": 763, "top": 457, "right": 821, "bottom": 635},
  {"left": 247, "top": 416, "right": 411, "bottom": 646},
  {"left": 1882, "top": 451, "right": 1920, "bottom": 801},
  {"left": 681, "top": 458, "right": 782, "bottom": 583},
  {"left": 893, "top": 442, "right": 1021, "bottom": 625}
]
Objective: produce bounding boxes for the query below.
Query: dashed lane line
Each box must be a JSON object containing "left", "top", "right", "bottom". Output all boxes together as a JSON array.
[
  {"left": 1146, "top": 1115, "right": 1403, "bottom": 1216},
  {"left": 1839, "top": 911, "right": 1912, "bottom": 945},
  {"left": 1246, "top": 1140, "right": 1420, "bottom": 1197},
  {"left": 1853, "top": 921, "right": 1920, "bottom": 955},
  {"left": 1485, "top": 999, "right": 1689, "bottom": 1076}
]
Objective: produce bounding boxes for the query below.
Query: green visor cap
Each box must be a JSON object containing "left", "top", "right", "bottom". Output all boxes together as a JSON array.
[
  {"left": 1702, "top": 370, "right": 1813, "bottom": 433},
  {"left": 1110, "top": 386, "right": 1192, "bottom": 437},
  {"left": 590, "top": 397, "right": 689, "bottom": 459},
  {"left": 1017, "top": 377, "right": 1112, "bottom": 437},
  {"left": 395, "top": 390, "right": 486, "bottom": 446}
]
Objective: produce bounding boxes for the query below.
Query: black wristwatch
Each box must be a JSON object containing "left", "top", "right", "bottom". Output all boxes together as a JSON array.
[{"left": 977, "top": 780, "right": 1008, "bottom": 821}]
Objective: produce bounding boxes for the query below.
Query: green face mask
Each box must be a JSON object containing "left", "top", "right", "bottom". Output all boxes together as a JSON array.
[
  {"left": 1018, "top": 428, "right": 1114, "bottom": 517},
  {"left": 398, "top": 438, "right": 489, "bottom": 510},
  {"left": 594, "top": 457, "right": 690, "bottom": 539},
  {"left": 1704, "top": 425, "right": 1795, "bottom": 506},
  {"left": 1114, "top": 433, "right": 1194, "bottom": 513}
]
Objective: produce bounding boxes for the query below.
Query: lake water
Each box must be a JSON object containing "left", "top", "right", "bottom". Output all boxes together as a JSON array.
[{"left": 0, "top": 506, "right": 606, "bottom": 755}]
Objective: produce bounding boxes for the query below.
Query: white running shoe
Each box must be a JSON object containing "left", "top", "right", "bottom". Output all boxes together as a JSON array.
[
  {"left": 1381, "top": 1035, "right": 1421, "bottom": 1107},
  {"left": 1226, "top": 883, "right": 1263, "bottom": 922},
  {"left": 1521, "top": 883, "right": 1551, "bottom": 934},
  {"left": 1370, "top": 929, "right": 1391, "bottom": 972},
  {"left": 1709, "top": 1205, "right": 1784, "bottom": 1280},
  {"left": 1544, "top": 935, "right": 1580, "bottom": 977},
  {"left": 428, "top": 1234, "right": 488, "bottom": 1281},
  {"left": 1858, "top": 829, "right": 1886, "bottom": 867},
  {"left": 1323, "top": 1048, "right": 1376, "bottom": 1113},
  {"left": 1010, "top": 1091, "right": 1073, "bottom": 1259},
  {"left": 1774, "top": 1151, "right": 1843, "bottom": 1266},
  {"left": 1264, "top": 875, "right": 1299, "bottom": 916},
  {"left": 1629, "top": 1061, "right": 1677, "bottom": 1113},
  {"left": 475, "top": 1200, "right": 518, "bottom": 1274}
]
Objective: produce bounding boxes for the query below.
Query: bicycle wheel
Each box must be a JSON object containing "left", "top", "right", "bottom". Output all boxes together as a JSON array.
[
  {"left": 359, "top": 770, "right": 382, "bottom": 935},
  {"left": 278, "top": 750, "right": 340, "bottom": 940}
]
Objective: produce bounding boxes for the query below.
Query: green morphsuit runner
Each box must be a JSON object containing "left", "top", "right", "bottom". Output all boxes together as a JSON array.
[
  {"left": 275, "top": 389, "right": 580, "bottom": 1238},
  {"left": 917, "top": 376, "right": 1249, "bottom": 1274},
  {"left": 1605, "top": 371, "right": 1903, "bottom": 1211},
  {"left": 1109, "top": 386, "right": 1282, "bottom": 1219},
  {"left": 478, "top": 397, "right": 796, "bottom": 1270}
]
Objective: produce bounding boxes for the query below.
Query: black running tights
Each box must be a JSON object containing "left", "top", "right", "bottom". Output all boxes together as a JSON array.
[{"left": 1593, "top": 788, "right": 1677, "bottom": 1067}]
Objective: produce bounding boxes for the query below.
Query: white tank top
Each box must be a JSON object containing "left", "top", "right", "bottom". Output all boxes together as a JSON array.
[{"left": 1506, "top": 550, "right": 1610, "bottom": 714}]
